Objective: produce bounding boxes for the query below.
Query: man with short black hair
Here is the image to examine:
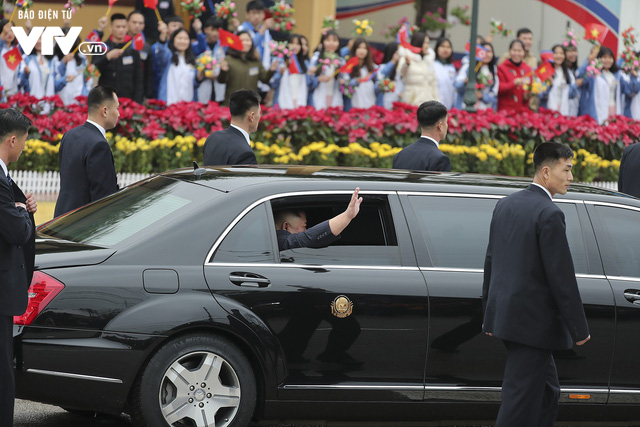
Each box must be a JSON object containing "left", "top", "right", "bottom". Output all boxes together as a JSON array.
[
  {"left": 203, "top": 90, "right": 261, "bottom": 166},
  {"left": 54, "top": 86, "right": 120, "bottom": 217},
  {"left": 0, "top": 108, "right": 37, "bottom": 426},
  {"left": 498, "top": 27, "right": 538, "bottom": 69},
  {"left": 483, "top": 142, "right": 591, "bottom": 427},
  {"left": 238, "top": 0, "right": 274, "bottom": 100},
  {"left": 192, "top": 16, "right": 226, "bottom": 103},
  {"left": 392, "top": 100, "right": 451, "bottom": 172},
  {"left": 618, "top": 142, "right": 640, "bottom": 197},
  {"left": 93, "top": 13, "right": 144, "bottom": 103}
]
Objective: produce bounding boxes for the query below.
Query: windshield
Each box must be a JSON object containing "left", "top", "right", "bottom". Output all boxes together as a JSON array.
[{"left": 39, "top": 177, "right": 199, "bottom": 247}]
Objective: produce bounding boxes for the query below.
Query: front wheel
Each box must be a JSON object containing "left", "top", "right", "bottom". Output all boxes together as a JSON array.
[{"left": 131, "top": 334, "right": 256, "bottom": 427}]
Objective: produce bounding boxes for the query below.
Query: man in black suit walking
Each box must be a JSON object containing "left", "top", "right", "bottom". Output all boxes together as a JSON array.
[
  {"left": 392, "top": 100, "right": 451, "bottom": 172},
  {"left": 618, "top": 142, "right": 640, "bottom": 197},
  {"left": 54, "top": 86, "right": 120, "bottom": 217},
  {"left": 483, "top": 142, "right": 591, "bottom": 427},
  {"left": 0, "top": 109, "right": 37, "bottom": 426},
  {"left": 203, "top": 90, "right": 260, "bottom": 166}
]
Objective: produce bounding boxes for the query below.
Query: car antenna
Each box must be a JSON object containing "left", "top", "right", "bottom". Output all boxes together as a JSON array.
[{"left": 193, "top": 161, "right": 207, "bottom": 178}]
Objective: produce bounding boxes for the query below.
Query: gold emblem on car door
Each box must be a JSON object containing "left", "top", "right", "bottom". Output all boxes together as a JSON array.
[{"left": 331, "top": 295, "right": 353, "bottom": 318}]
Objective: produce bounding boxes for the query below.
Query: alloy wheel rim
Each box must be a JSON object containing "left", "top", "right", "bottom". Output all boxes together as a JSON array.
[{"left": 158, "top": 351, "right": 241, "bottom": 427}]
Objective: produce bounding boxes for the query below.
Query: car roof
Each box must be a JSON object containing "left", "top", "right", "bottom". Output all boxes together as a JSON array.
[{"left": 160, "top": 165, "right": 635, "bottom": 205}]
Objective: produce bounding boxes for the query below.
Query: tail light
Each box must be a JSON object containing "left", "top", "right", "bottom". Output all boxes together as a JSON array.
[{"left": 13, "top": 271, "right": 65, "bottom": 326}]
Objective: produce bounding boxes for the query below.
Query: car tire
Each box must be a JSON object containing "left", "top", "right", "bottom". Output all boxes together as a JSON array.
[{"left": 130, "top": 334, "right": 256, "bottom": 427}]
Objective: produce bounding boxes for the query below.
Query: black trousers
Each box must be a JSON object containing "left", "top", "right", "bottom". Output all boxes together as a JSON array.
[
  {"left": 0, "top": 315, "right": 15, "bottom": 427},
  {"left": 496, "top": 340, "right": 560, "bottom": 427}
]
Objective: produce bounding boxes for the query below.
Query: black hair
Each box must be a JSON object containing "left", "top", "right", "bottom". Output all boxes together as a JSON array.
[
  {"left": 350, "top": 37, "right": 374, "bottom": 76},
  {"left": 204, "top": 16, "right": 224, "bottom": 30},
  {"left": 288, "top": 34, "right": 308, "bottom": 73},
  {"left": 87, "top": 86, "right": 118, "bottom": 114},
  {"left": 169, "top": 28, "right": 196, "bottom": 66},
  {"left": 565, "top": 45, "right": 578, "bottom": 72},
  {"left": 478, "top": 42, "right": 496, "bottom": 89},
  {"left": 226, "top": 31, "right": 258, "bottom": 61},
  {"left": 509, "top": 39, "right": 525, "bottom": 51},
  {"left": 597, "top": 46, "right": 619, "bottom": 73},
  {"left": 127, "top": 10, "right": 145, "bottom": 21},
  {"left": 417, "top": 100, "right": 447, "bottom": 128},
  {"left": 0, "top": 108, "right": 31, "bottom": 142},
  {"left": 381, "top": 42, "right": 398, "bottom": 80},
  {"left": 533, "top": 142, "right": 573, "bottom": 172},
  {"left": 317, "top": 30, "right": 339, "bottom": 57},
  {"left": 52, "top": 27, "right": 82, "bottom": 65},
  {"left": 410, "top": 31, "right": 428, "bottom": 58},
  {"left": 229, "top": 90, "right": 261, "bottom": 117},
  {"left": 246, "top": 0, "right": 265, "bottom": 12},
  {"left": 551, "top": 44, "right": 571, "bottom": 85},
  {"left": 435, "top": 37, "right": 453, "bottom": 64},
  {"left": 165, "top": 15, "right": 184, "bottom": 25},
  {"left": 517, "top": 27, "right": 533, "bottom": 38},
  {"left": 110, "top": 13, "right": 127, "bottom": 23}
]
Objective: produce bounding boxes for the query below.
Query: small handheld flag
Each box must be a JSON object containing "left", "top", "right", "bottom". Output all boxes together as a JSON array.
[
  {"left": 3, "top": 46, "right": 23, "bottom": 71},
  {"left": 465, "top": 41, "right": 489, "bottom": 61},
  {"left": 360, "top": 67, "right": 377, "bottom": 83},
  {"left": 339, "top": 56, "right": 359, "bottom": 74},
  {"left": 397, "top": 23, "right": 421, "bottom": 54},
  {"left": 219, "top": 28, "right": 243, "bottom": 51},
  {"left": 540, "top": 50, "right": 554, "bottom": 63},
  {"left": 133, "top": 32, "right": 145, "bottom": 51},
  {"left": 534, "top": 62, "right": 556, "bottom": 82},
  {"left": 584, "top": 22, "right": 608, "bottom": 44},
  {"left": 86, "top": 30, "right": 102, "bottom": 43},
  {"left": 288, "top": 54, "right": 302, "bottom": 74}
]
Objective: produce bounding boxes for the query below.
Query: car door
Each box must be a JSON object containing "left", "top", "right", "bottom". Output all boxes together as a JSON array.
[
  {"left": 586, "top": 201, "right": 640, "bottom": 406},
  {"left": 203, "top": 190, "right": 430, "bottom": 402},
  {"left": 400, "top": 192, "right": 615, "bottom": 411}
]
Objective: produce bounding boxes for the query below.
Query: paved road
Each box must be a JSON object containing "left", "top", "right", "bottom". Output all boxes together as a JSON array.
[{"left": 14, "top": 399, "right": 640, "bottom": 427}]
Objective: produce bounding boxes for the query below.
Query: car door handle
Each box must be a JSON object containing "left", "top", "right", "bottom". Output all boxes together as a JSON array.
[
  {"left": 623, "top": 290, "right": 640, "bottom": 305},
  {"left": 229, "top": 272, "right": 271, "bottom": 288}
]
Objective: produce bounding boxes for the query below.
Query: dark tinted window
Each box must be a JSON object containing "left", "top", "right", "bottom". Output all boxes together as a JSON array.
[
  {"left": 409, "top": 196, "right": 588, "bottom": 272},
  {"left": 556, "top": 203, "right": 589, "bottom": 274},
  {"left": 593, "top": 205, "right": 640, "bottom": 277},
  {"left": 274, "top": 194, "right": 401, "bottom": 266},
  {"left": 38, "top": 177, "right": 196, "bottom": 247},
  {"left": 214, "top": 204, "right": 275, "bottom": 263},
  {"left": 409, "top": 196, "right": 496, "bottom": 268}
]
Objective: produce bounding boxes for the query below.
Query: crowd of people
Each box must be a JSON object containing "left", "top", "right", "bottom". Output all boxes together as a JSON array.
[{"left": 0, "top": 0, "right": 639, "bottom": 124}]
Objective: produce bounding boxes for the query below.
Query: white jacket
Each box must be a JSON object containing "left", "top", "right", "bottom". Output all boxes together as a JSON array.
[{"left": 397, "top": 46, "right": 438, "bottom": 106}]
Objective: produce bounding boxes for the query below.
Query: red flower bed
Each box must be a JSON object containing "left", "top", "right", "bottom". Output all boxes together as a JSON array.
[{"left": 3, "top": 94, "right": 639, "bottom": 160}]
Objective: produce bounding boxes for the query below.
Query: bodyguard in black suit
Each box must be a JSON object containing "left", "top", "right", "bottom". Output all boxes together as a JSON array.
[
  {"left": 203, "top": 90, "right": 260, "bottom": 166},
  {"left": 618, "top": 142, "right": 640, "bottom": 197},
  {"left": 54, "top": 86, "right": 120, "bottom": 217},
  {"left": 483, "top": 142, "right": 590, "bottom": 427},
  {"left": 0, "top": 109, "right": 37, "bottom": 426},
  {"left": 392, "top": 100, "right": 451, "bottom": 172}
]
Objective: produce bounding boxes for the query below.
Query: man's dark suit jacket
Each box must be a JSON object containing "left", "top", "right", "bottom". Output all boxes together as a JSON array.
[
  {"left": 482, "top": 184, "right": 590, "bottom": 350},
  {"left": 0, "top": 174, "right": 34, "bottom": 316},
  {"left": 203, "top": 127, "right": 257, "bottom": 166},
  {"left": 392, "top": 137, "right": 451, "bottom": 172},
  {"left": 93, "top": 39, "right": 144, "bottom": 103},
  {"left": 54, "top": 122, "right": 119, "bottom": 217},
  {"left": 618, "top": 143, "right": 640, "bottom": 198},
  {"left": 277, "top": 220, "right": 338, "bottom": 250}
]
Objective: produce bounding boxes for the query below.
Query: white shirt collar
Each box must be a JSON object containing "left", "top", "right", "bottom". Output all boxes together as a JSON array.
[
  {"left": 532, "top": 182, "right": 553, "bottom": 200},
  {"left": 0, "top": 158, "right": 7, "bottom": 179},
  {"left": 420, "top": 135, "right": 439, "bottom": 148},
  {"left": 230, "top": 124, "right": 251, "bottom": 146},
  {"left": 85, "top": 120, "right": 107, "bottom": 140}
]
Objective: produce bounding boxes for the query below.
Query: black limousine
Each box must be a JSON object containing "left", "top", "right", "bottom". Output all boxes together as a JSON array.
[{"left": 13, "top": 166, "right": 640, "bottom": 426}]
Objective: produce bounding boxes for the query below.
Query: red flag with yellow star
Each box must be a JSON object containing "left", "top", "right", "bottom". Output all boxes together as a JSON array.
[
  {"left": 3, "top": 46, "right": 22, "bottom": 71},
  {"left": 534, "top": 62, "right": 555, "bottom": 82},
  {"left": 219, "top": 28, "right": 244, "bottom": 51},
  {"left": 584, "top": 22, "right": 608, "bottom": 44}
]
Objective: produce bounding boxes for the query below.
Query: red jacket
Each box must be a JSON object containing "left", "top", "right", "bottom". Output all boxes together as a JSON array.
[{"left": 497, "top": 59, "right": 532, "bottom": 112}]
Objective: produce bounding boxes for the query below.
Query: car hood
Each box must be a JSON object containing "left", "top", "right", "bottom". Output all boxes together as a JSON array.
[{"left": 35, "top": 237, "right": 116, "bottom": 270}]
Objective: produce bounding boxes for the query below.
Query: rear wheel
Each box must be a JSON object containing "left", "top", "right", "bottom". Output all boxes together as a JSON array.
[{"left": 131, "top": 334, "right": 256, "bottom": 427}]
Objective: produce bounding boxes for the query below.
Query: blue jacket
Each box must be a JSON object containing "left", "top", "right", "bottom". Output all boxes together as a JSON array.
[
  {"left": 578, "top": 59, "right": 635, "bottom": 122},
  {"left": 154, "top": 42, "right": 198, "bottom": 103}
]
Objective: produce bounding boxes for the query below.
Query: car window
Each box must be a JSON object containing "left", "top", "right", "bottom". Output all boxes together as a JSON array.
[
  {"left": 408, "top": 196, "right": 589, "bottom": 273},
  {"left": 409, "top": 196, "right": 496, "bottom": 269},
  {"left": 556, "top": 203, "right": 589, "bottom": 275},
  {"left": 38, "top": 177, "right": 196, "bottom": 247},
  {"left": 592, "top": 205, "right": 640, "bottom": 278},
  {"left": 213, "top": 203, "right": 275, "bottom": 264},
  {"left": 273, "top": 194, "right": 401, "bottom": 266}
]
